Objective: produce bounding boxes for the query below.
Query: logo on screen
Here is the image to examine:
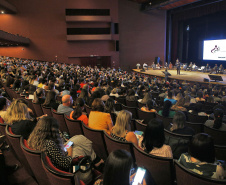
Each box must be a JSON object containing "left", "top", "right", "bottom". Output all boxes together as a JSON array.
[{"left": 211, "top": 45, "right": 220, "bottom": 53}]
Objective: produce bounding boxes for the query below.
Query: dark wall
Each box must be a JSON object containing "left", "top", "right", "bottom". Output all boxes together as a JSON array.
[
  {"left": 119, "top": 0, "right": 166, "bottom": 71},
  {"left": 0, "top": 0, "right": 166, "bottom": 70},
  {"left": 0, "top": 0, "right": 119, "bottom": 67}
]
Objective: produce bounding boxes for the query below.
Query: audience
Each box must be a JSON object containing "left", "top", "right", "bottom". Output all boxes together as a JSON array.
[
  {"left": 167, "top": 111, "right": 195, "bottom": 135},
  {"left": 70, "top": 99, "right": 88, "bottom": 125},
  {"left": 141, "top": 99, "right": 156, "bottom": 112},
  {"left": 111, "top": 110, "right": 138, "bottom": 145},
  {"left": 94, "top": 149, "right": 147, "bottom": 185},
  {"left": 1, "top": 56, "right": 226, "bottom": 183},
  {"left": 88, "top": 98, "right": 113, "bottom": 134},
  {"left": 139, "top": 118, "right": 173, "bottom": 158},
  {"left": 158, "top": 100, "right": 175, "bottom": 118},
  {"left": 205, "top": 108, "right": 226, "bottom": 131},
  {"left": 42, "top": 91, "right": 59, "bottom": 110},
  {"left": 57, "top": 95, "right": 74, "bottom": 116},
  {"left": 5, "top": 99, "right": 45, "bottom": 139},
  {"left": 178, "top": 133, "right": 226, "bottom": 179}
]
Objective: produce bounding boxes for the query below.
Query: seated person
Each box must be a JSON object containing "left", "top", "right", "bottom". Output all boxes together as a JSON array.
[
  {"left": 88, "top": 98, "right": 113, "bottom": 134},
  {"left": 139, "top": 92, "right": 152, "bottom": 104},
  {"left": 167, "top": 111, "right": 195, "bottom": 135},
  {"left": 57, "top": 95, "right": 74, "bottom": 116},
  {"left": 28, "top": 116, "right": 103, "bottom": 182},
  {"left": 158, "top": 100, "right": 175, "bottom": 118},
  {"left": 33, "top": 88, "right": 45, "bottom": 104},
  {"left": 42, "top": 91, "right": 59, "bottom": 110},
  {"left": 94, "top": 150, "right": 147, "bottom": 185},
  {"left": 70, "top": 102, "right": 88, "bottom": 126},
  {"left": 171, "top": 97, "right": 187, "bottom": 111},
  {"left": 5, "top": 99, "right": 45, "bottom": 139},
  {"left": 178, "top": 133, "right": 226, "bottom": 179},
  {"left": 104, "top": 98, "right": 117, "bottom": 124},
  {"left": 111, "top": 110, "right": 138, "bottom": 145},
  {"left": 141, "top": 99, "right": 156, "bottom": 112},
  {"left": 164, "top": 91, "right": 177, "bottom": 105},
  {"left": 189, "top": 102, "right": 206, "bottom": 116},
  {"left": 139, "top": 118, "right": 173, "bottom": 158},
  {"left": 126, "top": 89, "right": 137, "bottom": 102},
  {"left": 195, "top": 91, "right": 205, "bottom": 102},
  {"left": 205, "top": 108, "right": 226, "bottom": 131}
]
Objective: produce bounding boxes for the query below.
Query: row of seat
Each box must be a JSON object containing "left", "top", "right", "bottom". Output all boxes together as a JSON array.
[{"left": 1, "top": 121, "right": 225, "bottom": 185}]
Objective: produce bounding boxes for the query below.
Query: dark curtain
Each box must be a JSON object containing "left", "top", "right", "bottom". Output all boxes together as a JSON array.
[{"left": 170, "top": 0, "right": 226, "bottom": 63}]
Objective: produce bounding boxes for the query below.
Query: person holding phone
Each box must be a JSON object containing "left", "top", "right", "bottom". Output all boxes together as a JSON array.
[
  {"left": 28, "top": 116, "right": 72, "bottom": 171},
  {"left": 94, "top": 150, "right": 147, "bottom": 185}
]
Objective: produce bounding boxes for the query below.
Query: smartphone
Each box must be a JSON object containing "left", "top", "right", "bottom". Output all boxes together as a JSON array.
[
  {"left": 132, "top": 167, "right": 146, "bottom": 185},
  {"left": 64, "top": 141, "right": 73, "bottom": 152}
]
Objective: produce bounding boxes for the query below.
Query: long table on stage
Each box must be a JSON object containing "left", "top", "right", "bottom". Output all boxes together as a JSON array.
[{"left": 133, "top": 69, "right": 226, "bottom": 86}]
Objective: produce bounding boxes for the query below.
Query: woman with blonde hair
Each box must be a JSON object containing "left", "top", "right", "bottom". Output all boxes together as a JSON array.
[
  {"left": 5, "top": 99, "right": 45, "bottom": 139},
  {"left": 111, "top": 110, "right": 138, "bottom": 145}
]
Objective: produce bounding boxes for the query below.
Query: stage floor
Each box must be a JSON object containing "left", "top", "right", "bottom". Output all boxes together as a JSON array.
[{"left": 133, "top": 69, "right": 226, "bottom": 85}]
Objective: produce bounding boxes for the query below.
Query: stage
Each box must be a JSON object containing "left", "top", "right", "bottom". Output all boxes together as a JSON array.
[{"left": 133, "top": 69, "right": 226, "bottom": 86}]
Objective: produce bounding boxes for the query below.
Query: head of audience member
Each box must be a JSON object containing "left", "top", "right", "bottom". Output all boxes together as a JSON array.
[
  {"left": 112, "top": 110, "right": 132, "bottom": 136},
  {"left": 207, "top": 95, "right": 215, "bottom": 103},
  {"left": 175, "top": 93, "right": 183, "bottom": 101},
  {"left": 104, "top": 98, "right": 115, "bottom": 113},
  {"left": 162, "top": 100, "right": 172, "bottom": 117},
  {"left": 189, "top": 133, "right": 215, "bottom": 163},
  {"left": 0, "top": 98, "right": 7, "bottom": 111},
  {"left": 5, "top": 99, "right": 31, "bottom": 124},
  {"left": 28, "top": 85, "right": 37, "bottom": 95},
  {"left": 127, "top": 89, "right": 135, "bottom": 97},
  {"left": 62, "top": 95, "right": 73, "bottom": 107},
  {"left": 171, "top": 111, "right": 186, "bottom": 132},
  {"left": 184, "top": 95, "right": 191, "bottom": 106},
  {"left": 191, "top": 102, "right": 203, "bottom": 115},
  {"left": 27, "top": 116, "right": 64, "bottom": 152},
  {"left": 167, "top": 91, "right": 173, "bottom": 99},
  {"left": 146, "top": 99, "right": 154, "bottom": 111},
  {"left": 43, "top": 91, "right": 57, "bottom": 107},
  {"left": 142, "top": 118, "right": 165, "bottom": 153},
  {"left": 72, "top": 99, "right": 85, "bottom": 120},
  {"left": 197, "top": 91, "right": 203, "bottom": 100},
  {"left": 91, "top": 98, "right": 105, "bottom": 112},
  {"left": 102, "top": 150, "right": 133, "bottom": 185},
  {"left": 48, "top": 82, "right": 55, "bottom": 90},
  {"left": 175, "top": 97, "right": 185, "bottom": 107},
  {"left": 13, "top": 79, "right": 21, "bottom": 90},
  {"left": 142, "top": 92, "right": 152, "bottom": 104},
  {"left": 213, "top": 108, "right": 224, "bottom": 129},
  {"left": 33, "top": 88, "right": 44, "bottom": 103},
  {"left": 75, "top": 98, "right": 85, "bottom": 110}
]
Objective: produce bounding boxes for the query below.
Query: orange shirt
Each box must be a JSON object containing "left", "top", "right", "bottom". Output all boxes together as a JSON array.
[
  {"left": 141, "top": 107, "right": 156, "bottom": 112},
  {"left": 69, "top": 111, "right": 88, "bottom": 126},
  {"left": 88, "top": 111, "right": 113, "bottom": 134}
]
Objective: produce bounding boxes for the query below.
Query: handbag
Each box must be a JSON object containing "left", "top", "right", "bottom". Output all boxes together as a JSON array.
[{"left": 73, "top": 156, "right": 94, "bottom": 184}]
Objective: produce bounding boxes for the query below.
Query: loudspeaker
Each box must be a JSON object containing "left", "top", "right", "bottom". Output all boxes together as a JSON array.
[
  {"left": 208, "top": 75, "right": 223, "bottom": 82},
  {"left": 155, "top": 57, "right": 160, "bottom": 64},
  {"left": 203, "top": 78, "right": 209, "bottom": 82}
]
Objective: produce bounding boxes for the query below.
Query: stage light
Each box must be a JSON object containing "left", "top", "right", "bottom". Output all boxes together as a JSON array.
[
  {"left": 186, "top": 25, "right": 190, "bottom": 31},
  {"left": 1, "top": 10, "right": 4, "bottom": 14}
]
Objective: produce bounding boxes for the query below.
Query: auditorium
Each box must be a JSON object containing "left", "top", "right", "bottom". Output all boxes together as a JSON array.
[{"left": 0, "top": 0, "right": 226, "bottom": 185}]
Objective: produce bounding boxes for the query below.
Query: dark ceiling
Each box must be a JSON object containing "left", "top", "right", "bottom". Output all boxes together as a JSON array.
[{"left": 130, "top": 0, "right": 204, "bottom": 10}]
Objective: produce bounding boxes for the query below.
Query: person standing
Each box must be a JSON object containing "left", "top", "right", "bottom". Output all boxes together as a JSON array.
[{"left": 176, "top": 59, "right": 180, "bottom": 75}]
